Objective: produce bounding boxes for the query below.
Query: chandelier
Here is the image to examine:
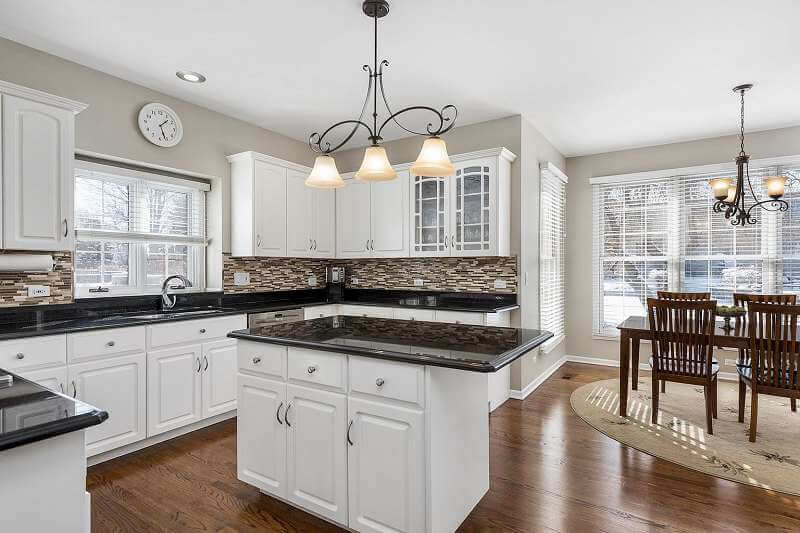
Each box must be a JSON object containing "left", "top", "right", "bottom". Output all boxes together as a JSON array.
[
  {"left": 709, "top": 84, "right": 796, "bottom": 225},
  {"left": 304, "top": 0, "right": 458, "bottom": 188}
]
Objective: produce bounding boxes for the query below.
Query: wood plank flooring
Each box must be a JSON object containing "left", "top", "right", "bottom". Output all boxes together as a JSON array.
[{"left": 87, "top": 363, "right": 800, "bottom": 532}]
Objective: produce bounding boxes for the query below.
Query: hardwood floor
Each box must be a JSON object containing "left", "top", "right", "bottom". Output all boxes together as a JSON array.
[{"left": 87, "top": 363, "right": 800, "bottom": 532}]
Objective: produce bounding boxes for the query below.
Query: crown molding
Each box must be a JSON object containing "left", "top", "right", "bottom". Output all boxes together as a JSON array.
[
  {"left": 226, "top": 151, "right": 311, "bottom": 173},
  {"left": 0, "top": 79, "right": 88, "bottom": 113}
]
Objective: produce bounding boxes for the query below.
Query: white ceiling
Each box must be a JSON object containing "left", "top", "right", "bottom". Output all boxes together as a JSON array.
[{"left": 0, "top": 0, "right": 798, "bottom": 156}]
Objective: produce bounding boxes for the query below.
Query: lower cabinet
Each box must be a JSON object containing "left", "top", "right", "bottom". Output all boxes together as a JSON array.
[
  {"left": 20, "top": 366, "right": 67, "bottom": 395},
  {"left": 286, "top": 384, "right": 348, "bottom": 525},
  {"left": 69, "top": 352, "right": 146, "bottom": 456},
  {"left": 201, "top": 339, "right": 239, "bottom": 418},
  {"left": 347, "top": 397, "right": 425, "bottom": 533},
  {"left": 147, "top": 344, "right": 203, "bottom": 436}
]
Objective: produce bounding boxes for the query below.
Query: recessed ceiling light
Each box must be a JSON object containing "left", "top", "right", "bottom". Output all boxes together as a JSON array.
[{"left": 176, "top": 70, "right": 206, "bottom": 83}]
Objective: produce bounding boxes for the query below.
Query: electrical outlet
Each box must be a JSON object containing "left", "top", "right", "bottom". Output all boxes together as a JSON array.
[
  {"left": 494, "top": 279, "right": 507, "bottom": 289},
  {"left": 413, "top": 279, "right": 424, "bottom": 287},
  {"left": 724, "top": 359, "right": 739, "bottom": 367},
  {"left": 27, "top": 285, "right": 50, "bottom": 297},
  {"left": 351, "top": 277, "right": 359, "bottom": 285},
  {"left": 308, "top": 275, "right": 317, "bottom": 286},
  {"left": 233, "top": 272, "right": 250, "bottom": 286}
]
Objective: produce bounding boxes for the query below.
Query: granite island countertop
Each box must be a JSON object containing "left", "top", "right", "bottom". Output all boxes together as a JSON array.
[{"left": 228, "top": 315, "right": 552, "bottom": 372}]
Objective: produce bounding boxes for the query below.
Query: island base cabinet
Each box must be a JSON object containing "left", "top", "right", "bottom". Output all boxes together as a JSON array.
[
  {"left": 147, "top": 345, "right": 203, "bottom": 437},
  {"left": 347, "top": 397, "right": 425, "bottom": 533},
  {"left": 286, "top": 384, "right": 348, "bottom": 526},
  {"left": 237, "top": 375, "right": 287, "bottom": 498}
]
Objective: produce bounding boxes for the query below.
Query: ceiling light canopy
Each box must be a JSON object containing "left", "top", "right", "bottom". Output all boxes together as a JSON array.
[
  {"left": 176, "top": 70, "right": 206, "bottom": 83},
  {"left": 305, "top": 0, "right": 457, "bottom": 188}
]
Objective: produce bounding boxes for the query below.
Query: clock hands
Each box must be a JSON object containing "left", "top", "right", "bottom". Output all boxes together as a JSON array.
[{"left": 158, "top": 120, "right": 168, "bottom": 139}]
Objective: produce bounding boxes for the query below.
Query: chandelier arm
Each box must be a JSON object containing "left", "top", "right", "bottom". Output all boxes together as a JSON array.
[
  {"left": 375, "top": 60, "right": 425, "bottom": 137},
  {"left": 746, "top": 198, "right": 789, "bottom": 215},
  {"left": 375, "top": 104, "right": 458, "bottom": 139},
  {"left": 744, "top": 161, "right": 761, "bottom": 204}
]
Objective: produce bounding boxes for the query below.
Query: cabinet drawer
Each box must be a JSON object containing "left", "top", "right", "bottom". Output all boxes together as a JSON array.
[
  {"left": 0, "top": 335, "right": 66, "bottom": 371},
  {"left": 434, "top": 310, "right": 485, "bottom": 325},
  {"left": 68, "top": 326, "right": 145, "bottom": 363},
  {"left": 392, "top": 308, "right": 435, "bottom": 322},
  {"left": 288, "top": 347, "right": 346, "bottom": 391},
  {"left": 148, "top": 315, "right": 246, "bottom": 349},
  {"left": 237, "top": 340, "right": 286, "bottom": 379},
  {"left": 349, "top": 357, "right": 424, "bottom": 406},
  {"left": 339, "top": 305, "right": 394, "bottom": 319},
  {"left": 303, "top": 304, "right": 339, "bottom": 320}
]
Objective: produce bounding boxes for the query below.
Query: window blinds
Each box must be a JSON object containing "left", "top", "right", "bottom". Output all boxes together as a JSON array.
[
  {"left": 592, "top": 161, "right": 800, "bottom": 337},
  {"left": 540, "top": 163, "right": 568, "bottom": 350}
]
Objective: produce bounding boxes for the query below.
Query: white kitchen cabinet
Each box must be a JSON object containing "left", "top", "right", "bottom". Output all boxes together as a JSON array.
[
  {"left": 287, "top": 169, "right": 336, "bottom": 258},
  {"left": 237, "top": 374, "right": 287, "bottom": 498},
  {"left": 17, "top": 366, "right": 67, "bottom": 394},
  {"left": 304, "top": 304, "right": 339, "bottom": 320},
  {"left": 0, "top": 83, "right": 86, "bottom": 252},
  {"left": 339, "top": 304, "right": 394, "bottom": 319},
  {"left": 69, "top": 352, "right": 146, "bottom": 456},
  {"left": 336, "top": 177, "right": 372, "bottom": 258},
  {"left": 434, "top": 310, "right": 485, "bottom": 326},
  {"left": 201, "top": 338, "right": 238, "bottom": 418},
  {"left": 347, "top": 397, "right": 425, "bottom": 533},
  {"left": 410, "top": 148, "right": 515, "bottom": 257},
  {"left": 147, "top": 344, "right": 203, "bottom": 437},
  {"left": 286, "top": 383, "right": 348, "bottom": 525}
]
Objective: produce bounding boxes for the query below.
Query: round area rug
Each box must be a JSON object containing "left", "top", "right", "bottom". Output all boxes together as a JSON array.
[{"left": 571, "top": 377, "right": 800, "bottom": 495}]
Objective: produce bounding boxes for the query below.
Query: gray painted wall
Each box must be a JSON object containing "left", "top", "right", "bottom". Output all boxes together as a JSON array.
[{"left": 565, "top": 125, "right": 800, "bottom": 368}]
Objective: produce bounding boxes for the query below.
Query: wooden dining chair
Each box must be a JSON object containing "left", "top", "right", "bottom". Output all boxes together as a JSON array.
[
  {"left": 657, "top": 291, "right": 712, "bottom": 301},
  {"left": 647, "top": 298, "right": 719, "bottom": 435},
  {"left": 732, "top": 294, "right": 798, "bottom": 379},
  {"left": 739, "top": 302, "right": 800, "bottom": 442}
]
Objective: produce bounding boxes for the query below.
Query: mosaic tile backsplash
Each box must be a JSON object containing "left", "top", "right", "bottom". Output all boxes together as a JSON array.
[
  {"left": 0, "top": 252, "right": 73, "bottom": 307},
  {"left": 223, "top": 255, "right": 517, "bottom": 294}
]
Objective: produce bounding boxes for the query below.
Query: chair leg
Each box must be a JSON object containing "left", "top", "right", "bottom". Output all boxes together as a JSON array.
[
  {"left": 749, "top": 390, "right": 758, "bottom": 443},
  {"left": 651, "top": 375, "right": 660, "bottom": 425},
  {"left": 704, "top": 385, "right": 713, "bottom": 436},
  {"left": 792, "top": 398, "right": 797, "bottom": 413},
  {"left": 631, "top": 339, "right": 640, "bottom": 391},
  {"left": 738, "top": 379, "right": 745, "bottom": 423},
  {"left": 661, "top": 380, "right": 666, "bottom": 393},
  {"left": 712, "top": 378, "right": 718, "bottom": 419}
]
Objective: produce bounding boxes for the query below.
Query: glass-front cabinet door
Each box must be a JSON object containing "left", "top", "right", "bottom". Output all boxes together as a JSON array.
[
  {"left": 411, "top": 175, "right": 450, "bottom": 256},
  {"left": 451, "top": 158, "right": 496, "bottom": 256}
]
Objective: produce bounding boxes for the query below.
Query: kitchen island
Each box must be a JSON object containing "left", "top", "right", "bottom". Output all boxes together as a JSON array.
[{"left": 229, "top": 316, "right": 551, "bottom": 533}]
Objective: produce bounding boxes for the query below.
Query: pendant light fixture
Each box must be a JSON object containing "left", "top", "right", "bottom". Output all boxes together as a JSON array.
[
  {"left": 306, "top": 0, "right": 458, "bottom": 187},
  {"left": 709, "top": 84, "right": 797, "bottom": 225}
]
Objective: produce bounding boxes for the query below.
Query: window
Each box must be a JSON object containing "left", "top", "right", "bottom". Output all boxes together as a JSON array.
[
  {"left": 74, "top": 160, "right": 209, "bottom": 297},
  {"left": 540, "top": 163, "right": 568, "bottom": 351},
  {"left": 592, "top": 159, "right": 800, "bottom": 337}
]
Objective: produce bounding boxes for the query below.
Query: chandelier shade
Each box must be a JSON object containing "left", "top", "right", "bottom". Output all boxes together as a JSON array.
[
  {"left": 709, "top": 177, "right": 732, "bottom": 201},
  {"left": 305, "top": 155, "right": 345, "bottom": 189},
  {"left": 410, "top": 137, "right": 455, "bottom": 177},
  {"left": 765, "top": 175, "right": 788, "bottom": 199},
  {"left": 355, "top": 146, "right": 396, "bottom": 181}
]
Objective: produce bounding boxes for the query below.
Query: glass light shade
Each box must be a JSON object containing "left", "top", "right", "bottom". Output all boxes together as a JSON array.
[
  {"left": 725, "top": 184, "right": 737, "bottom": 203},
  {"left": 305, "top": 155, "right": 344, "bottom": 188},
  {"left": 709, "top": 177, "right": 732, "bottom": 201},
  {"left": 355, "top": 146, "right": 396, "bottom": 182},
  {"left": 410, "top": 137, "right": 455, "bottom": 177},
  {"left": 765, "top": 175, "right": 787, "bottom": 199}
]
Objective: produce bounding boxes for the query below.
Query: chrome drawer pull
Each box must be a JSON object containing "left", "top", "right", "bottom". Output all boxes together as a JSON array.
[
  {"left": 307, "top": 365, "right": 317, "bottom": 374},
  {"left": 252, "top": 357, "right": 262, "bottom": 364},
  {"left": 106, "top": 341, "right": 115, "bottom": 347},
  {"left": 15, "top": 352, "right": 24, "bottom": 360},
  {"left": 199, "top": 328, "right": 206, "bottom": 334},
  {"left": 376, "top": 377, "right": 385, "bottom": 387}
]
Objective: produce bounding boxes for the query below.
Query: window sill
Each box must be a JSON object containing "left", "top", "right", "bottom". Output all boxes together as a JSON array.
[
  {"left": 540, "top": 334, "right": 565, "bottom": 354},
  {"left": 75, "top": 287, "right": 212, "bottom": 299}
]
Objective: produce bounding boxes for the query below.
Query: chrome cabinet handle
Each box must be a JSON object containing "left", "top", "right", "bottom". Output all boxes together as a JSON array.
[
  {"left": 313, "top": 239, "right": 317, "bottom": 250},
  {"left": 276, "top": 401, "right": 284, "bottom": 425},
  {"left": 307, "top": 365, "right": 317, "bottom": 374},
  {"left": 71, "top": 380, "right": 77, "bottom": 398},
  {"left": 370, "top": 239, "right": 375, "bottom": 250},
  {"left": 252, "top": 356, "right": 262, "bottom": 364},
  {"left": 199, "top": 328, "right": 206, "bottom": 334},
  {"left": 365, "top": 239, "right": 370, "bottom": 251},
  {"left": 285, "top": 402, "right": 292, "bottom": 427},
  {"left": 15, "top": 352, "right": 24, "bottom": 360},
  {"left": 59, "top": 383, "right": 64, "bottom": 394},
  {"left": 375, "top": 377, "right": 385, "bottom": 387},
  {"left": 309, "top": 238, "right": 313, "bottom": 250},
  {"left": 106, "top": 341, "right": 115, "bottom": 347},
  {"left": 347, "top": 420, "right": 354, "bottom": 446},
  {"left": 203, "top": 355, "right": 209, "bottom": 371},
  {"left": 196, "top": 357, "right": 202, "bottom": 373},
  {"left": 63, "top": 218, "right": 68, "bottom": 238},
  {"left": 256, "top": 234, "right": 262, "bottom": 247}
]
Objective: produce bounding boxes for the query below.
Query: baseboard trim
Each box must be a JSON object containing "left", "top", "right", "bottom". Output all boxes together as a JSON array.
[
  {"left": 87, "top": 411, "right": 236, "bottom": 466},
  {"left": 508, "top": 356, "right": 568, "bottom": 401}
]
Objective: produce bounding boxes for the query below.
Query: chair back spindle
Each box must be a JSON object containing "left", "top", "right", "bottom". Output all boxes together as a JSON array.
[
  {"left": 647, "top": 299, "right": 717, "bottom": 378},
  {"left": 747, "top": 302, "right": 800, "bottom": 394}
]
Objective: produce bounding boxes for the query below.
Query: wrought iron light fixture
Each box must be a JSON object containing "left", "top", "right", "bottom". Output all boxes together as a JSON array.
[
  {"left": 305, "top": 0, "right": 458, "bottom": 188},
  {"left": 710, "top": 84, "right": 796, "bottom": 225}
]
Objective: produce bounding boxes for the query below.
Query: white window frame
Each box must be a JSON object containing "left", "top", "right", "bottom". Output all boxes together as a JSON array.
[
  {"left": 74, "top": 160, "right": 209, "bottom": 298},
  {"left": 592, "top": 155, "right": 800, "bottom": 338},
  {"left": 539, "top": 162, "right": 568, "bottom": 352}
]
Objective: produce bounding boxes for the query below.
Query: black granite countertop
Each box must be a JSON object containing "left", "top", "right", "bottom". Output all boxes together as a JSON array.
[
  {"left": 0, "top": 370, "right": 107, "bottom": 451},
  {"left": 228, "top": 316, "right": 552, "bottom": 372}
]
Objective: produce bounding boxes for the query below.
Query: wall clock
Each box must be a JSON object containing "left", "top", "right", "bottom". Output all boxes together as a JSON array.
[{"left": 138, "top": 103, "right": 183, "bottom": 147}]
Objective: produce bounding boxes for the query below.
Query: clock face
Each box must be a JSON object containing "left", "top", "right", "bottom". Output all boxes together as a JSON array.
[{"left": 138, "top": 103, "right": 183, "bottom": 147}]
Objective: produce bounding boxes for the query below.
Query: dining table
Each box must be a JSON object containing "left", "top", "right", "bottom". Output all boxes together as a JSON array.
[{"left": 616, "top": 315, "right": 750, "bottom": 417}]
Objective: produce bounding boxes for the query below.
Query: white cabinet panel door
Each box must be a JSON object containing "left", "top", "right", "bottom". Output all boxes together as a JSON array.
[
  {"left": 18, "top": 366, "right": 67, "bottom": 395},
  {"left": 370, "top": 171, "right": 409, "bottom": 257},
  {"left": 450, "top": 157, "right": 497, "bottom": 256},
  {"left": 286, "top": 384, "right": 347, "bottom": 525},
  {"left": 312, "top": 187, "right": 336, "bottom": 258},
  {"left": 253, "top": 160, "right": 286, "bottom": 256},
  {"left": 410, "top": 174, "right": 450, "bottom": 257},
  {"left": 286, "top": 170, "right": 313, "bottom": 257},
  {"left": 69, "top": 352, "right": 146, "bottom": 456},
  {"left": 2, "top": 94, "right": 74, "bottom": 251},
  {"left": 336, "top": 178, "right": 371, "bottom": 258},
  {"left": 201, "top": 339, "right": 238, "bottom": 418},
  {"left": 237, "top": 374, "right": 287, "bottom": 498},
  {"left": 348, "top": 397, "right": 425, "bottom": 533},
  {"left": 147, "top": 345, "right": 202, "bottom": 437}
]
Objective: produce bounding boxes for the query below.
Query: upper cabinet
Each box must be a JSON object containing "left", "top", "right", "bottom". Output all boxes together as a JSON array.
[
  {"left": 287, "top": 169, "right": 335, "bottom": 258},
  {"left": 0, "top": 81, "right": 86, "bottom": 252},
  {"left": 336, "top": 171, "right": 409, "bottom": 259},
  {"left": 411, "top": 148, "right": 515, "bottom": 257}
]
